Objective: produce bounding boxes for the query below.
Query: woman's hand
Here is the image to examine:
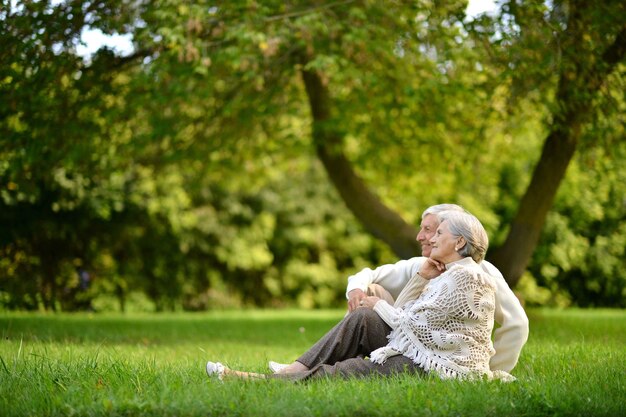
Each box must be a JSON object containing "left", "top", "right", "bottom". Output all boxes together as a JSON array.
[
  {"left": 347, "top": 288, "right": 367, "bottom": 312},
  {"left": 358, "top": 296, "right": 381, "bottom": 309},
  {"left": 419, "top": 258, "right": 446, "bottom": 279}
]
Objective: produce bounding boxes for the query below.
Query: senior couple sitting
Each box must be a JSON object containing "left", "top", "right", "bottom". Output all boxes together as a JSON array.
[{"left": 206, "top": 204, "right": 529, "bottom": 382}]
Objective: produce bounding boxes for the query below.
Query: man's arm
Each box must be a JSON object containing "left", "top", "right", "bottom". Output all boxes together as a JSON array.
[
  {"left": 482, "top": 261, "right": 529, "bottom": 372},
  {"left": 346, "top": 257, "right": 425, "bottom": 301}
]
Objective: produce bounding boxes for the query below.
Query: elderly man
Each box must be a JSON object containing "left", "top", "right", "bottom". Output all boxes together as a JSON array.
[{"left": 269, "top": 204, "right": 529, "bottom": 374}]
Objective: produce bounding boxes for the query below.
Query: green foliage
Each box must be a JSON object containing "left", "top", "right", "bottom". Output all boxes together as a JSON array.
[
  {"left": 177, "top": 160, "right": 393, "bottom": 309},
  {"left": 527, "top": 144, "right": 626, "bottom": 307},
  {"left": 1, "top": 0, "right": 625, "bottom": 309},
  {"left": 0, "top": 309, "right": 625, "bottom": 416}
]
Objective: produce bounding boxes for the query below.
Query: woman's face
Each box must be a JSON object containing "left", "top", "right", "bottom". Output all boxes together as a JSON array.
[{"left": 429, "top": 220, "right": 463, "bottom": 264}]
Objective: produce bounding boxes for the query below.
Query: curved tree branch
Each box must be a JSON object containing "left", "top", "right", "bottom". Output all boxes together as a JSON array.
[{"left": 300, "top": 65, "right": 421, "bottom": 259}]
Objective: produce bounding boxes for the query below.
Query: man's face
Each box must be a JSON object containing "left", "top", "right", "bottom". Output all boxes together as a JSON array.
[{"left": 416, "top": 214, "right": 440, "bottom": 257}]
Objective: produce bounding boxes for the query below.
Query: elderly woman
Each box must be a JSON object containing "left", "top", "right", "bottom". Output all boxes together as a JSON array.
[{"left": 206, "top": 211, "right": 512, "bottom": 381}]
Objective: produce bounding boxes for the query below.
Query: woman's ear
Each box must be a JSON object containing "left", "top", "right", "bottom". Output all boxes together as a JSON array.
[{"left": 456, "top": 237, "right": 467, "bottom": 251}]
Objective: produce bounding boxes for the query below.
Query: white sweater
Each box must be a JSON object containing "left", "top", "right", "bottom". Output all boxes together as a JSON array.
[{"left": 346, "top": 256, "right": 529, "bottom": 373}]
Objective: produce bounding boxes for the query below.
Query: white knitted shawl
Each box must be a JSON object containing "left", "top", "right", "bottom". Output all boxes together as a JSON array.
[{"left": 370, "top": 259, "right": 512, "bottom": 380}]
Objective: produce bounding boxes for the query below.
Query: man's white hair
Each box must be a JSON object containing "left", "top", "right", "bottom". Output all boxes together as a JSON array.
[{"left": 421, "top": 204, "right": 466, "bottom": 219}]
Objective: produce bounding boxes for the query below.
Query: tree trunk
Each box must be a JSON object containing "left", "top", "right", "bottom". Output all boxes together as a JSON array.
[
  {"left": 488, "top": 128, "right": 577, "bottom": 286},
  {"left": 489, "top": 20, "right": 626, "bottom": 287},
  {"left": 300, "top": 67, "right": 421, "bottom": 259}
]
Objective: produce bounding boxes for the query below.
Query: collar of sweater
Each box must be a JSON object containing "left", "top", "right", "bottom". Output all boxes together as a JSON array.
[{"left": 444, "top": 256, "right": 477, "bottom": 271}]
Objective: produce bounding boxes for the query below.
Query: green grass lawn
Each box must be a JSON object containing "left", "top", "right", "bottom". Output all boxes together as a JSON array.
[{"left": 1, "top": 308, "right": 625, "bottom": 416}]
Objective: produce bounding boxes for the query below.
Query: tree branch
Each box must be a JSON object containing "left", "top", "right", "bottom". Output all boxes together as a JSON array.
[{"left": 264, "top": 0, "right": 356, "bottom": 22}]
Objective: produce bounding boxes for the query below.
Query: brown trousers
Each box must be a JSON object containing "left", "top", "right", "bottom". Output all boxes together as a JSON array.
[{"left": 274, "top": 307, "right": 425, "bottom": 381}]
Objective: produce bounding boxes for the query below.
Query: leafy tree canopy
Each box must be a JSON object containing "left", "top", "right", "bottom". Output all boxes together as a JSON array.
[{"left": 1, "top": 0, "right": 624, "bottom": 310}]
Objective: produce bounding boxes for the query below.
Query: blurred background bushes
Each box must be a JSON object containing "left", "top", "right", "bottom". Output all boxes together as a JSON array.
[{"left": 1, "top": 0, "right": 624, "bottom": 311}]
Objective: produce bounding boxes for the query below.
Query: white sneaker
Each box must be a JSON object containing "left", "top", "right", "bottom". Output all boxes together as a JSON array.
[
  {"left": 268, "top": 361, "right": 289, "bottom": 373},
  {"left": 206, "top": 361, "right": 225, "bottom": 381}
]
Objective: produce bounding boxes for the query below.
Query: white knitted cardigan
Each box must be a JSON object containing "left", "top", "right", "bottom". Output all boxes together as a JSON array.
[{"left": 371, "top": 258, "right": 514, "bottom": 381}]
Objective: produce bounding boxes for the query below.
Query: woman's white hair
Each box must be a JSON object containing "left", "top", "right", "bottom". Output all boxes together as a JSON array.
[{"left": 437, "top": 210, "right": 489, "bottom": 262}]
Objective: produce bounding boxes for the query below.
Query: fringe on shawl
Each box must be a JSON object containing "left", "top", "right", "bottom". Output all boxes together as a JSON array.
[
  {"left": 371, "top": 338, "right": 516, "bottom": 381},
  {"left": 369, "top": 263, "right": 514, "bottom": 381},
  {"left": 370, "top": 327, "right": 466, "bottom": 379}
]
